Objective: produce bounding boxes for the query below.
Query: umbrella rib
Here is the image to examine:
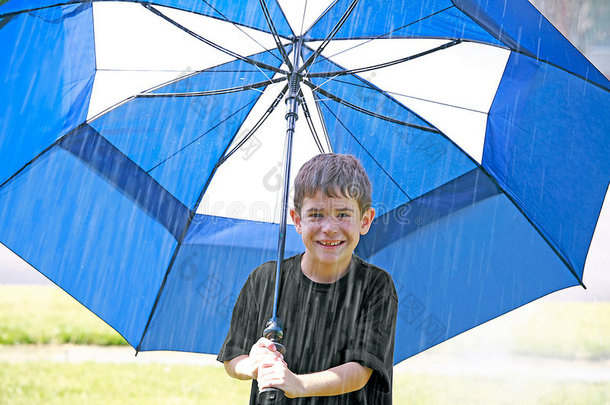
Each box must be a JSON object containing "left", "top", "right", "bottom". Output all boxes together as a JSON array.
[
  {"left": 85, "top": 69, "right": 210, "bottom": 124},
  {"left": 143, "top": 4, "right": 288, "bottom": 76},
  {"left": 301, "top": 0, "right": 341, "bottom": 37},
  {"left": 299, "top": 0, "right": 360, "bottom": 74},
  {"left": 96, "top": 68, "right": 271, "bottom": 73},
  {"left": 303, "top": 80, "right": 441, "bottom": 134},
  {"left": 308, "top": 5, "right": 455, "bottom": 63},
  {"left": 218, "top": 84, "right": 289, "bottom": 166},
  {"left": 306, "top": 73, "right": 341, "bottom": 94},
  {"left": 258, "top": 0, "right": 293, "bottom": 70},
  {"left": 89, "top": 74, "right": 284, "bottom": 121},
  {"left": 307, "top": 39, "right": 461, "bottom": 78},
  {"left": 137, "top": 77, "right": 286, "bottom": 98},
  {"left": 146, "top": 99, "right": 260, "bottom": 174},
  {"left": 318, "top": 99, "right": 413, "bottom": 201},
  {"left": 200, "top": 0, "right": 286, "bottom": 65},
  {"left": 86, "top": 68, "right": 257, "bottom": 124},
  {"left": 330, "top": 77, "right": 488, "bottom": 115},
  {"left": 1, "top": 1, "right": 88, "bottom": 20},
  {"left": 96, "top": 68, "right": 206, "bottom": 73},
  {"left": 383, "top": 90, "right": 488, "bottom": 115},
  {"left": 299, "top": 93, "right": 326, "bottom": 153},
  {"left": 0, "top": 130, "right": 71, "bottom": 191},
  {"left": 298, "top": 0, "right": 308, "bottom": 36},
  {"left": 310, "top": 92, "right": 334, "bottom": 152}
]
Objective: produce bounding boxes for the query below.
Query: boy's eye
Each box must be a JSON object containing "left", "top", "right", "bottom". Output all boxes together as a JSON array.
[{"left": 337, "top": 212, "right": 351, "bottom": 218}]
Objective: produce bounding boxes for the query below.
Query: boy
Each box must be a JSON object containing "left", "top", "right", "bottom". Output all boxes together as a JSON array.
[{"left": 217, "top": 154, "right": 398, "bottom": 404}]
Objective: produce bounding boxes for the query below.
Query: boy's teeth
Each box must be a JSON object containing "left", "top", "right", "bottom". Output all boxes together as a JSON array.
[{"left": 320, "top": 241, "right": 341, "bottom": 246}]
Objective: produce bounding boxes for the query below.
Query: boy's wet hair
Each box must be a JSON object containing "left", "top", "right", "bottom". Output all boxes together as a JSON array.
[{"left": 293, "top": 153, "right": 372, "bottom": 215}]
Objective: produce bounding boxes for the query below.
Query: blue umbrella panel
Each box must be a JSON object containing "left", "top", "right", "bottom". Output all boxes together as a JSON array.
[{"left": 0, "top": 0, "right": 608, "bottom": 363}]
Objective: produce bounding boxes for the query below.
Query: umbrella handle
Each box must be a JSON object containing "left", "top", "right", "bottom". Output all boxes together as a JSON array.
[
  {"left": 257, "top": 318, "right": 286, "bottom": 404},
  {"left": 258, "top": 386, "right": 285, "bottom": 404}
]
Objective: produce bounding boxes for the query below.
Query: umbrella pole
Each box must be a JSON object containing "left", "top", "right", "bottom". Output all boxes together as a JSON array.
[{"left": 258, "top": 39, "right": 303, "bottom": 405}]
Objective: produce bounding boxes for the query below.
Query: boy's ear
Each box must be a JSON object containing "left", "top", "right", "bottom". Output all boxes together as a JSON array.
[
  {"left": 359, "top": 207, "right": 375, "bottom": 235},
  {"left": 290, "top": 208, "right": 302, "bottom": 234}
]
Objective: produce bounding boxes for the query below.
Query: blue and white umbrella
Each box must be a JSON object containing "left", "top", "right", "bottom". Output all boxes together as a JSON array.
[{"left": 0, "top": 0, "right": 608, "bottom": 364}]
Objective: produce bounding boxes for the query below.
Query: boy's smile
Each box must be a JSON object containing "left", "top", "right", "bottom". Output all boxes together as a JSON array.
[{"left": 291, "top": 191, "right": 375, "bottom": 283}]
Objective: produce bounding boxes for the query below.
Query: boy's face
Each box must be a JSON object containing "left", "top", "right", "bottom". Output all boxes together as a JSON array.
[{"left": 290, "top": 190, "right": 375, "bottom": 271}]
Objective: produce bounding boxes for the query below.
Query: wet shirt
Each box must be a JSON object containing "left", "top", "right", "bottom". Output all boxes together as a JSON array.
[{"left": 217, "top": 254, "right": 398, "bottom": 404}]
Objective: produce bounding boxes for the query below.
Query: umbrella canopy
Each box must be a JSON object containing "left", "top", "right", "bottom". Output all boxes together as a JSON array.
[{"left": 0, "top": 0, "right": 608, "bottom": 364}]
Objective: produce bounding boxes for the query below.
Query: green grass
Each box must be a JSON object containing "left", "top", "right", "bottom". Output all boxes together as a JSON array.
[
  {"left": 510, "top": 302, "right": 610, "bottom": 360},
  {"left": 394, "top": 373, "right": 610, "bottom": 405},
  {"left": 0, "top": 286, "right": 127, "bottom": 346},
  {"left": 0, "top": 362, "right": 251, "bottom": 405},
  {"left": 0, "top": 362, "right": 608, "bottom": 405}
]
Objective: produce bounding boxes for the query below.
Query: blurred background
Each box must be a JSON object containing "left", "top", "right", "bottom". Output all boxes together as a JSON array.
[
  {"left": 532, "top": 0, "right": 609, "bottom": 78},
  {"left": 1, "top": 0, "right": 608, "bottom": 403}
]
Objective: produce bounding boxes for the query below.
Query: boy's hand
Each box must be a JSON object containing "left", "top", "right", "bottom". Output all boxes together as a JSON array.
[
  {"left": 248, "top": 337, "right": 285, "bottom": 379},
  {"left": 257, "top": 356, "right": 304, "bottom": 398}
]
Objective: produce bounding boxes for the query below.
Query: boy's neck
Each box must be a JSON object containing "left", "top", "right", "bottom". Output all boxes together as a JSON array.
[{"left": 300, "top": 253, "right": 353, "bottom": 284}]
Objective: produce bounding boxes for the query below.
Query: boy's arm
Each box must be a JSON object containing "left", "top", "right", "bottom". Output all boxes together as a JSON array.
[
  {"left": 257, "top": 359, "right": 372, "bottom": 398},
  {"left": 223, "top": 355, "right": 254, "bottom": 380}
]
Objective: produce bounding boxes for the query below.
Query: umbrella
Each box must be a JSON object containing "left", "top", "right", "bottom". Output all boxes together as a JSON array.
[{"left": 0, "top": 0, "right": 608, "bottom": 367}]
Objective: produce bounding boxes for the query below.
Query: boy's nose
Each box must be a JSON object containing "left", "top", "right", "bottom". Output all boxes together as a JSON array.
[{"left": 320, "top": 217, "right": 339, "bottom": 233}]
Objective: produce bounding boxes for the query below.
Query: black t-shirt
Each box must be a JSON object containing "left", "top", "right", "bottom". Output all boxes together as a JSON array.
[{"left": 217, "top": 254, "right": 398, "bottom": 404}]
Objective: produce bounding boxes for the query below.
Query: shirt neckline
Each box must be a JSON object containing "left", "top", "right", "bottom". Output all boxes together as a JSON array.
[{"left": 291, "top": 253, "right": 357, "bottom": 293}]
